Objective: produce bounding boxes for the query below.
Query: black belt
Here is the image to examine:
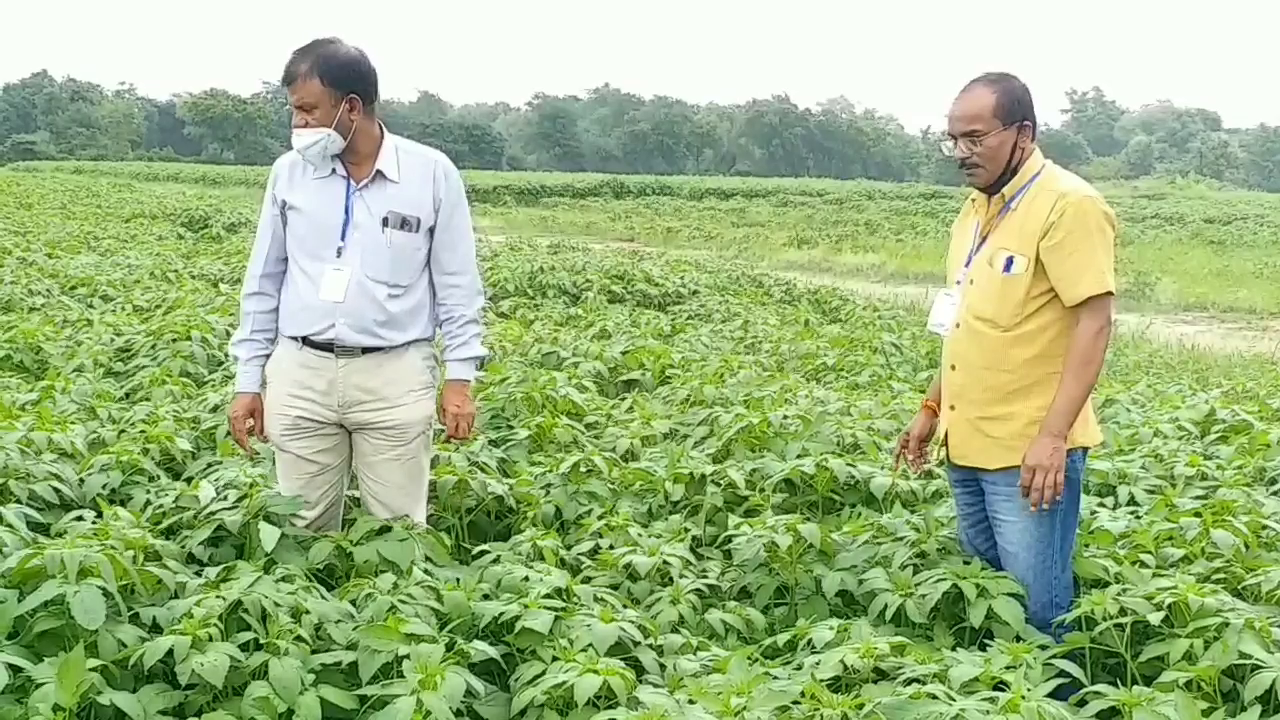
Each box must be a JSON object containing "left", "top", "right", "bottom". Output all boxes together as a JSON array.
[{"left": 292, "top": 336, "right": 392, "bottom": 358}]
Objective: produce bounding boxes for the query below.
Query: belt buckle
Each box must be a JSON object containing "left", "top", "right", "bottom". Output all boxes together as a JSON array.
[{"left": 333, "top": 344, "right": 362, "bottom": 359}]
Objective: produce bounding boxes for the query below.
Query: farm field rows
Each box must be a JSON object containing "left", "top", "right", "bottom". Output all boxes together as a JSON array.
[
  {"left": 14, "top": 160, "right": 1280, "bottom": 317},
  {"left": 1, "top": 166, "right": 1280, "bottom": 719}
]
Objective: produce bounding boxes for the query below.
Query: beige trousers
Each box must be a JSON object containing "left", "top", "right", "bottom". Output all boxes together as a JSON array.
[{"left": 262, "top": 338, "right": 438, "bottom": 532}]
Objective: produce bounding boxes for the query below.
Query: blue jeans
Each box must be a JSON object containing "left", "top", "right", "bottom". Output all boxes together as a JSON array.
[{"left": 947, "top": 448, "right": 1086, "bottom": 641}]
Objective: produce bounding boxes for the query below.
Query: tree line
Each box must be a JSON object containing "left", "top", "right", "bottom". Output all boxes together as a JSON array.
[{"left": 3, "top": 69, "right": 1280, "bottom": 192}]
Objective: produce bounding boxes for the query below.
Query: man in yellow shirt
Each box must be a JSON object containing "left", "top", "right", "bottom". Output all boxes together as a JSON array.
[{"left": 895, "top": 72, "right": 1116, "bottom": 645}]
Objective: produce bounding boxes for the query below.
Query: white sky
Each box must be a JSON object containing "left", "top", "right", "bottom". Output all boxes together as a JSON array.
[{"left": 3, "top": 0, "right": 1277, "bottom": 133}]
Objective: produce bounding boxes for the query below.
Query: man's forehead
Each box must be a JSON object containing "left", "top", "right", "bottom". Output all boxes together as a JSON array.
[
  {"left": 947, "top": 88, "right": 999, "bottom": 131},
  {"left": 287, "top": 77, "right": 326, "bottom": 103}
]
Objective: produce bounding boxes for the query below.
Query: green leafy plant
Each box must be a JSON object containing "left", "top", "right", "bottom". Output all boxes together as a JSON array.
[{"left": 1, "top": 166, "right": 1280, "bottom": 719}]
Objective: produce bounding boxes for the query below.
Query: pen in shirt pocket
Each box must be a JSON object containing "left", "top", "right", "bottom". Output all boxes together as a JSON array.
[{"left": 381, "top": 215, "right": 390, "bottom": 247}]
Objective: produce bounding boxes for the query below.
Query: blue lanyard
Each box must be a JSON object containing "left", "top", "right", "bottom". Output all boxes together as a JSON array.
[
  {"left": 336, "top": 175, "right": 355, "bottom": 259},
  {"left": 957, "top": 167, "right": 1044, "bottom": 285}
]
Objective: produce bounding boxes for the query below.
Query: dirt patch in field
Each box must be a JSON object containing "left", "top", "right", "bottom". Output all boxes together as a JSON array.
[
  {"left": 771, "top": 272, "right": 1280, "bottom": 358},
  {"left": 481, "top": 233, "right": 1280, "bottom": 358},
  {"left": 1118, "top": 314, "right": 1280, "bottom": 357}
]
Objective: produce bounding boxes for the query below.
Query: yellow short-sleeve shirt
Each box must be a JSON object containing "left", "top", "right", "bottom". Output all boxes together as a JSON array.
[{"left": 938, "top": 147, "right": 1117, "bottom": 470}]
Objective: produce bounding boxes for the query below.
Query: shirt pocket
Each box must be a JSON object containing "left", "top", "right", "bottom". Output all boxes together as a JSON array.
[
  {"left": 362, "top": 207, "right": 435, "bottom": 288},
  {"left": 963, "top": 248, "right": 1033, "bottom": 329}
]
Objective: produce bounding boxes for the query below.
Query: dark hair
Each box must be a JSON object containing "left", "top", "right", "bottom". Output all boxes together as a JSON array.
[
  {"left": 962, "top": 72, "right": 1037, "bottom": 140},
  {"left": 281, "top": 37, "right": 379, "bottom": 111}
]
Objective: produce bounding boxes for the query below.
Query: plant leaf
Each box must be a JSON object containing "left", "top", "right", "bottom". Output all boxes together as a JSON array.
[
  {"left": 54, "top": 643, "right": 88, "bottom": 709},
  {"left": 989, "top": 595, "right": 1026, "bottom": 631},
  {"left": 69, "top": 586, "right": 107, "bottom": 631},
  {"left": 295, "top": 690, "right": 322, "bottom": 720},
  {"left": 258, "top": 521, "right": 282, "bottom": 553},
  {"left": 267, "top": 656, "right": 302, "bottom": 705},
  {"left": 317, "top": 684, "right": 361, "bottom": 710},
  {"left": 573, "top": 673, "right": 604, "bottom": 708},
  {"left": 191, "top": 651, "right": 230, "bottom": 689}
]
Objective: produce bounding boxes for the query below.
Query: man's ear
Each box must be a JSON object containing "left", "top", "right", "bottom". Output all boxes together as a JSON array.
[
  {"left": 1016, "top": 122, "right": 1033, "bottom": 148},
  {"left": 344, "top": 94, "right": 364, "bottom": 119}
]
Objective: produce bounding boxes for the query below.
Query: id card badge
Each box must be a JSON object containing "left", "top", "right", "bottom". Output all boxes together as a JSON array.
[
  {"left": 319, "top": 265, "right": 352, "bottom": 303},
  {"left": 927, "top": 288, "right": 960, "bottom": 337}
]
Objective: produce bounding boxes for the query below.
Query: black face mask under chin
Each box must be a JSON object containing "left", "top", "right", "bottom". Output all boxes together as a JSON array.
[{"left": 976, "top": 141, "right": 1024, "bottom": 196}]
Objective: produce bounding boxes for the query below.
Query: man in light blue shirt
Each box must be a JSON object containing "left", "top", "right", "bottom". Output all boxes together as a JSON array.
[{"left": 227, "top": 37, "right": 488, "bottom": 531}]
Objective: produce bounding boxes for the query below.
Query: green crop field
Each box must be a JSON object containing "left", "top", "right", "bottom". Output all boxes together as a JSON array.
[
  {"left": 2, "top": 163, "right": 1280, "bottom": 719},
  {"left": 15, "top": 160, "right": 1280, "bottom": 318}
]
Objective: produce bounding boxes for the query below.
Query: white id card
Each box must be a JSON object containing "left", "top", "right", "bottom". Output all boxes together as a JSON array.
[
  {"left": 318, "top": 265, "right": 352, "bottom": 303},
  {"left": 926, "top": 288, "right": 960, "bottom": 337}
]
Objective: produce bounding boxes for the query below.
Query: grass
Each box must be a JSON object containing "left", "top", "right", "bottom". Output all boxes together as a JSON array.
[
  {"left": 12, "top": 159, "right": 1280, "bottom": 316},
  {"left": 474, "top": 188, "right": 1280, "bottom": 317}
]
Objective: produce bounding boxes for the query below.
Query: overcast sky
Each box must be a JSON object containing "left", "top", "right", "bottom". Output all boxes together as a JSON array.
[{"left": 4, "top": 0, "right": 1276, "bottom": 133}]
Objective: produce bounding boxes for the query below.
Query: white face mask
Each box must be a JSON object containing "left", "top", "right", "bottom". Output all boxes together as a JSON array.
[{"left": 291, "top": 100, "right": 357, "bottom": 166}]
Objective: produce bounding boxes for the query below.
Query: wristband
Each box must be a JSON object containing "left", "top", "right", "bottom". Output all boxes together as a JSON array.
[{"left": 921, "top": 398, "right": 940, "bottom": 417}]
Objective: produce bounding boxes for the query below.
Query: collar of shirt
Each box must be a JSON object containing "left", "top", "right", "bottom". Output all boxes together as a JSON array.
[
  {"left": 310, "top": 120, "right": 402, "bottom": 184},
  {"left": 965, "top": 146, "right": 1048, "bottom": 212}
]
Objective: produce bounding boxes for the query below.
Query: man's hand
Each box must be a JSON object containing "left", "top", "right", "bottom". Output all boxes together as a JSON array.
[
  {"left": 1021, "top": 433, "right": 1067, "bottom": 511},
  {"left": 893, "top": 409, "right": 939, "bottom": 473},
  {"left": 440, "top": 380, "right": 476, "bottom": 441},
  {"left": 228, "top": 392, "right": 266, "bottom": 455}
]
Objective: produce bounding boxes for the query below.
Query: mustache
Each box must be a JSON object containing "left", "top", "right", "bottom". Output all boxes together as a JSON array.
[{"left": 958, "top": 160, "right": 980, "bottom": 171}]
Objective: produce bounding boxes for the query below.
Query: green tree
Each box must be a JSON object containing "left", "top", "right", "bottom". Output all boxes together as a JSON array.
[
  {"left": 522, "top": 93, "right": 586, "bottom": 172},
  {"left": 1038, "top": 126, "right": 1093, "bottom": 170},
  {"left": 1117, "top": 101, "right": 1226, "bottom": 170},
  {"left": 1, "top": 70, "right": 1278, "bottom": 193},
  {"left": 1183, "top": 131, "right": 1243, "bottom": 183},
  {"left": 1240, "top": 125, "right": 1280, "bottom": 192},
  {"left": 177, "top": 88, "right": 282, "bottom": 164},
  {"left": 617, "top": 97, "right": 701, "bottom": 175},
  {"left": 1062, "top": 87, "right": 1127, "bottom": 158},
  {"left": 1118, "top": 135, "right": 1157, "bottom": 178},
  {"left": 578, "top": 84, "right": 645, "bottom": 173},
  {"left": 737, "top": 95, "right": 813, "bottom": 177}
]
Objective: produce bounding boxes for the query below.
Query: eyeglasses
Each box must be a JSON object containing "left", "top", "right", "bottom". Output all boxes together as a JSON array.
[{"left": 938, "top": 123, "right": 1021, "bottom": 157}]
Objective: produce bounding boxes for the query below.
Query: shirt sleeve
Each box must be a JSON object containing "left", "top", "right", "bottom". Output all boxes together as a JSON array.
[
  {"left": 228, "top": 162, "right": 288, "bottom": 393},
  {"left": 1038, "top": 193, "right": 1117, "bottom": 308},
  {"left": 430, "top": 155, "right": 489, "bottom": 382}
]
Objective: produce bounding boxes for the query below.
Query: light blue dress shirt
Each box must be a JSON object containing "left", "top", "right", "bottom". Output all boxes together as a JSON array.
[{"left": 229, "top": 127, "right": 488, "bottom": 394}]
